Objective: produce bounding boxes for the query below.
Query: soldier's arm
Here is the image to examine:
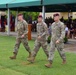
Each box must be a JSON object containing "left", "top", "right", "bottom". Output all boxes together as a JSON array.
[
  {"left": 58, "top": 23, "right": 65, "bottom": 42},
  {"left": 15, "top": 25, "right": 17, "bottom": 32},
  {"left": 23, "top": 21, "right": 28, "bottom": 36},
  {"left": 41, "top": 23, "right": 48, "bottom": 37},
  {"left": 37, "top": 23, "right": 39, "bottom": 36}
]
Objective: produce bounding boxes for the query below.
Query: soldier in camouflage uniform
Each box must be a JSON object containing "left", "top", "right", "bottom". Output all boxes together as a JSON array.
[
  {"left": 45, "top": 13, "right": 66, "bottom": 68},
  {"left": 27, "top": 15, "right": 49, "bottom": 63},
  {"left": 10, "top": 14, "right": 31, "bottom": 59}
]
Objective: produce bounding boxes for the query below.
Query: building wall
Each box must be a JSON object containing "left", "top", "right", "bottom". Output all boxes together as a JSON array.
[
  {"left": 45, "top": 13, "right": 54, "bottom": 18},
  {"left": 45, "top": 12, "right": 75, "bottom": 19},
  {"left": 72, "top": 12, "right": 76, "bottom": 19}
]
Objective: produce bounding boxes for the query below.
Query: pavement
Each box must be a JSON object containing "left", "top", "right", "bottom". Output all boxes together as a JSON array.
[
  {"left": 0, "top": 32, "right": 37, "bottom": 39},
  {"left": 0, "top": 32, "right": 76, "bottom": 53},
  {"left": 64, "top": 39, "right": 76, "bottom": 53}
]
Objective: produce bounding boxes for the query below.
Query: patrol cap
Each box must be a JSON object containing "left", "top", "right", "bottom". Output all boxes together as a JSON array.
[
  {"left": 38, "top": 15, "right": 43, "bottom": 18},
  {"left": 53, "top": 13, "right": 60, "bottom": 17},
  {"left": 18, "top": 13, "right": 23, "bottom": 16}
]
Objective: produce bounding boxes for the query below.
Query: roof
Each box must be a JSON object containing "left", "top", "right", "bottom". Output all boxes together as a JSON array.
[
  {"left": 43, "top": 0, "right": 76, "bottom": 5},
  {"left": 0, "top": 0, "right": 13, "bottom": 10},
  {"left": 43, "top": 0, "right": 76, "bottom": 12},
  {"left": 0, "top": 0, "right": 76, "bottom": 12},
  {"left": 8, "top": 0, "right": 41, "bottom": 8},
  {"left": 0, "top": 0, "right": 41, "bottom": 10}
]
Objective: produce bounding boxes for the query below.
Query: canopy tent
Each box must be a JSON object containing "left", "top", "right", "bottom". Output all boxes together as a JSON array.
[
  {"left": 43, "top": 0, "right": 76, "bottom": 5},
  {"left": 7, "top": 0, "right": 42, "bottom": 12},
  {"left": 43, "top": 0, "right": 76, "bottom": 12},
  {"left": 0, "top": 0, "right": 7, "bottom": 9},
  {"left": 0, "top": 0, "right": 12, "bottom": 10},
  {"left": 0, "top": 0, "right": 41, "bottom": 11},
  {"left": 0, "top": 0, "right": 76, "bottom": 12},
  {"left": 8, "top": 0, "right": 41, "bottom": 8},
  {"left": 43, "top": 4, "right": 74, "bottom": 12}
]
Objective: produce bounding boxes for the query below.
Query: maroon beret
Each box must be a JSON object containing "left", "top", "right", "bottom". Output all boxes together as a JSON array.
[
  {"left": 18, "top": 14, "right": 23, "bottom": 16},
  {"left": 53, "top": 13, "right": 60, "bottom": 17}
]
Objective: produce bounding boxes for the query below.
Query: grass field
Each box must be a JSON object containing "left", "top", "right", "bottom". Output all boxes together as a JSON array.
[{"left": 0, "top": 35, "right": 76, "bottom": 75}]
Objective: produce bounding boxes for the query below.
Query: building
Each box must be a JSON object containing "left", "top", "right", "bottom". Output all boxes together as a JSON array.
[{"left": 45, "top": 12, "right": 76, "bottom": 19}]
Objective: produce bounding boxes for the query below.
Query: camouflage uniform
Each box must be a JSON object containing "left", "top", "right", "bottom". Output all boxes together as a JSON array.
[
  {"left": 13, "top": 20, "right": 31, "bottom": 54},
  {"left": 48, "top": 21, "right": 66, "bottom": 63},
  {"left": 31, "top": 22, "right": 49, "bottom": 57}
]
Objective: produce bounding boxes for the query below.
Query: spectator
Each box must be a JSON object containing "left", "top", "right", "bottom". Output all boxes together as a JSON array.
[{"left": 65, "top": 25, "right": 69, "bottom": 38}]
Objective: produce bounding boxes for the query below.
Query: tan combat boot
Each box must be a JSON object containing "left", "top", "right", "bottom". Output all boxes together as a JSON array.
[
  {"left": 45, "top": 62, "right": 52, "bottom": 68},
  {"left": 62, "top": 60, "right": 66, "bottom": 64},
  {"left": 27, "top": 57, "right": 35, "bottom": 63},
  {"left": 10, "top": 52, "right": 17, "bottom": 59}
]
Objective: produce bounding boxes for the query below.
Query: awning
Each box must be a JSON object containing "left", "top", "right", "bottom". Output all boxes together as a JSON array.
[
  {"left": 0, "top": 0, "right": 76, "bottom": 12},
  {"left": 0, "top": 0, "right": 13, "bottom": 10},
  {"left": 43, "top": 0, "right": 76, "bottom": 5},
  {"left": 43, "top": 0, "right": 76, "bottom": 12},
  {"left": 0, "top": 0, "right": 41, "bottom": 11},
  {"left": 8, "top": 0, "right": 41, "bottom": 8}
]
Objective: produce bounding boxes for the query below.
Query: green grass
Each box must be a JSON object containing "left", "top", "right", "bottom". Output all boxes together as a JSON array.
[{"left": 0, "top": 35, "right": 76, "bottom": 75}]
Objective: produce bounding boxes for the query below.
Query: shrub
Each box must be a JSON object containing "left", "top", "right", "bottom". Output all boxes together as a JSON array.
[
  {"left": 47, "top": 36, "right": 68, "bottom": 44},
  {"left": 64, "top": 37, "right": 68, "bottom": 43}
]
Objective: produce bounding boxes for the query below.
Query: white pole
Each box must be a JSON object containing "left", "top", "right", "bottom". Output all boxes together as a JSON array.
[
  {"left": 7, "top": 8, "right": 10, "bottom": 35},
  {"left": 68, "top": 10, "right": 72, "bottom": 18},
  {"left": 0, "top": 14, "right": 1, "bottom": 29},
  {"left": 68, "top": 12, "right": 70, "bottom": 18},
  {"left": 42, "top": 6, "right": 45, "bottom": 22}
]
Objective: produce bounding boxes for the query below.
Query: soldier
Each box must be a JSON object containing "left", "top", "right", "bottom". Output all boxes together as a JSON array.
[
  {"left": 10, "top": 14, "right": 31, "bottom": 59},
  {"left": 27, "top": 15, "right": 49, "bottom": 63},
  {"left": 45, "top": 13, "right": 66, "bottom": 68}
]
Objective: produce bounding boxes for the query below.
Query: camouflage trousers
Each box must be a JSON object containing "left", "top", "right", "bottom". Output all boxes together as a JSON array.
[
  {"left": 13, "top": 38, "right": 31, "bottom": 54},
  {"left": 31, "top": 40, "right": 49, "bottom": 57},
  {"left": 48, "top": 41, "right": 66, "bottom": 63}
]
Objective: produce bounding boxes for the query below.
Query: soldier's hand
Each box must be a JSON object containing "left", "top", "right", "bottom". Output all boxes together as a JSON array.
[
  {"left": 38, "top": 36, "right": 41, "bottom": 40},
  {"left": 56, "top": 40, "right": 60, "bottom": 44},
  {"left": 21, "top": 34, "right": 25, "bottom": 38}
]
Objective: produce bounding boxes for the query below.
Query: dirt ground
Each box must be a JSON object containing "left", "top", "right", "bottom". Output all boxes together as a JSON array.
[{"left": 64, "top": 39, "right": 76, "bottom": 53}]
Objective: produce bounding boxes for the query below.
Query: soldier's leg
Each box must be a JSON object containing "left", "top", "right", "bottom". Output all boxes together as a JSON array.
[
  {"left": 48, "top": 41, "right": 56, "bottom": 63},
  {"left": 32, "top": 40, "right": 41, "bottom": 57},
  {"left": 13, "top": 38, "right": 21, "bottom": 54},
  {"left": 45, "top": 41, "right": 56, "bottom": 68},
  {"left": 27, "top": 40, "right": 41, "bottom": 63},
  {"left": 21, "top": 38, "right": 31, "bottom": 53},
  {"left": 21, "top": 38, "right": 31, "bottom": 58},
  {"left": 41, "top": 41, "right": 49, "bottom": 58},
  {"left": 56, "top": 43, "right": 66, "bottom": 64},
  {"left": 10, "top": 38, "right": 21, "bottom": 59}
]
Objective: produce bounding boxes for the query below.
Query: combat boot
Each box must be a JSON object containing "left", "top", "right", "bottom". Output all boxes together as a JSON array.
[
  {"left": 45, "top": 62, "right": 52, "bottom": 68},
  {"left": 10, "top": 52, "right": 17, "bottom": 59},
  {"left": 27, "top": 57, "right": 35, "bottom": 63},
  {"left": 62, "top": 59, "right": 66, "bottom": 64}
]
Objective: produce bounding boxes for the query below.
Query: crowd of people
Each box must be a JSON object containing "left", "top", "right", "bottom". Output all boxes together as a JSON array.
[{"left": 0, "top": 13, "right": 15, "bottom": 32}]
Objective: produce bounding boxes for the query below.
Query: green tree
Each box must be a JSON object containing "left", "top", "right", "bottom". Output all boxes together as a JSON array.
[{"left": 23, "top": 12, "right": 39, "bottom": 21}]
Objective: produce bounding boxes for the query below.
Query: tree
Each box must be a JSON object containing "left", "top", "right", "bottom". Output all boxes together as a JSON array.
[{"left": 23, "top": 12, "right": 39, "bottom": 21}]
